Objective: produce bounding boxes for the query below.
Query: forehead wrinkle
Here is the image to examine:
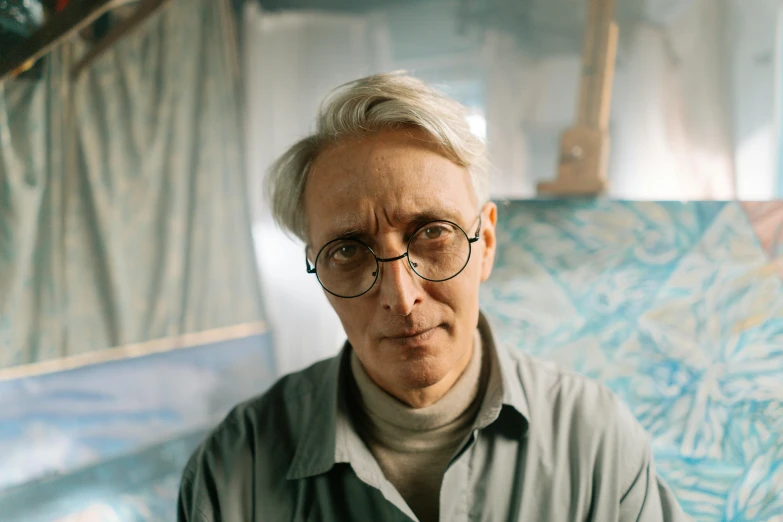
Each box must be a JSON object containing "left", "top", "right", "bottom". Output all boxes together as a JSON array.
[
  {"left": 386, "top": 196, "right": 467, "bottom": 225},
  {"left": 306, "top": 129, "right": 477, "bottom": 248},
  {"left": 325, "top": 211, "right": 367, "bottom": 238},
  {"left": 323, "top": 199, "right": 468, "bottom": 241}
]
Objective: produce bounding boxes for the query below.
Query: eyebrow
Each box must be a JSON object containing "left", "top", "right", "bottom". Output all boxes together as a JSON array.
[{"left": 321, "top": 206, "right": 467, "bottom": 245}]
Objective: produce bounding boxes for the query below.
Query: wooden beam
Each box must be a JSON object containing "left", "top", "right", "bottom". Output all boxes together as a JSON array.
[
  {"left": 537, "top": 0, "right": 619, "bottom": 197},
  {"left": 70, "top": 0, "right": 174, "bottom": 79},
  {"left": 578, "top": 0, "right": 618, "bottom": 129},
  {"left": 0, "top": 0, "right": 117, "bottom": 83}
]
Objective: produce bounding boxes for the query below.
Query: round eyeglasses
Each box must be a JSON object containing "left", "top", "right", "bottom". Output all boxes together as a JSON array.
[{"left": 306, "top": 216, "right": 482, "bottom": 298}]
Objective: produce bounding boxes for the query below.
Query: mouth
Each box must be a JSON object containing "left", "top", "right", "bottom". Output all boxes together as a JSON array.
[{"left": 386, "top": 326, "right": 438, "bottom": 343}]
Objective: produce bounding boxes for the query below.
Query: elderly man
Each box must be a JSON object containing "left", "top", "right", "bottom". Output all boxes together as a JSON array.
[{"left": 178, "top": 73, "right": 688, "bottom": 522}]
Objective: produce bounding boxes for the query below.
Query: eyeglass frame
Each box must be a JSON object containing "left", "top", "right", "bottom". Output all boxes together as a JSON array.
[{"left": 305, "top": 214, "right": 483, "bottom": 298}]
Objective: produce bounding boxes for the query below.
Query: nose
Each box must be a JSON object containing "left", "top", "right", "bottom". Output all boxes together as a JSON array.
[{"left": 376, "top": 253, "right": 422, "bottom": 316}]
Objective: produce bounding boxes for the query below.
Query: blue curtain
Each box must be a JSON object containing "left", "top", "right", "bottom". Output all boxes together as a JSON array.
[{"left": 0, "top": 0, "right": 265, "bottom": 367}]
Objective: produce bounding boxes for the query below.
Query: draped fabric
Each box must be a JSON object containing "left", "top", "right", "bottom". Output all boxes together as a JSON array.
[
  {"left": 0, "top": 0, "right": 265, "bottom": 368},
  {"left": 483, "top": 0, "right": 737, "bottom": 199},
  {"left": 778, "top": 5, "right": 783, "bottom": 199},
  {"left": 609, "top": 0, "right": 736, "bottom": 199}
]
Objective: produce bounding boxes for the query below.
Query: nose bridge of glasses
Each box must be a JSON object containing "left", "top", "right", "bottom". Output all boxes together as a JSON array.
[
  {"left": 374, "top": 248, "right": 422, "bottom": 300},
  {"left": 376, "top": 248, "right": 423, "bottom": 273},
  {"left": 372, "top": 250, "right": 418, "bottom": 278},
  {"left": 376, "top": 251, "right": 408, "bottom": 263}
]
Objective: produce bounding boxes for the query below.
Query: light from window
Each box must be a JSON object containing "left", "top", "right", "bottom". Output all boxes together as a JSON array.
[{"left": 466, "top": 113, "right": 487, "bottom": 142}]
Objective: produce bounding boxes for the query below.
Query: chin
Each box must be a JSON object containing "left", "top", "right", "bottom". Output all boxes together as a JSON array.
[
  {"left": 362, "top": 326, "right": 459, "bottom": 390},
  {"left": 392, "top": 353, "right": 449, "bottom": 390}
]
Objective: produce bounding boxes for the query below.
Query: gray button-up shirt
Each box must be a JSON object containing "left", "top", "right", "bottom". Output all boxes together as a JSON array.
[{"left": 178, "top": 313, "right": 689, "bottom": 521}]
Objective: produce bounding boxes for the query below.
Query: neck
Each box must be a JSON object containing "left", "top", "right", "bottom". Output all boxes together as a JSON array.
[{"left": 366, "top": 342, "right": 475, "bottom": 409}]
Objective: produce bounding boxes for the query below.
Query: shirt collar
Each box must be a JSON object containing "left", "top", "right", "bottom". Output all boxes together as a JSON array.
[
  {"left": 286, "top": 310, "right": 530, "bottom": 480},
  {"left": 474, "top": 311, "right": 531, "bottom": 429},
  {"left": 285, "top": 352, "right": 344, "bottom": 480}
]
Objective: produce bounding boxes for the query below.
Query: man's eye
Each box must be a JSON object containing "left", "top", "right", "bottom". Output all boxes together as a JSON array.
[
  {"left": 423, "top": 226, "right": 444, "bottom": 239},
  {"left": 332, "top": 244, "right": 357, "bottom": 261}
]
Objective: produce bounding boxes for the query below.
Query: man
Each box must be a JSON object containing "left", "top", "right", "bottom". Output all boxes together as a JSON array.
[{"left": 178, "top": 73, "right": 688, "bottom": 522}]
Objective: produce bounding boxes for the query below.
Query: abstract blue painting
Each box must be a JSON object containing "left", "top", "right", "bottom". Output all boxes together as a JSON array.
[
  {"left": 0, "top": 325, "right": 275, "bottom": 520},
  {"left": 481, "top": 200, "right": 783, "bottom": 522}
]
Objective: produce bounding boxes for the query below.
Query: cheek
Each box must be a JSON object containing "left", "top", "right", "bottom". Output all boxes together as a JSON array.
[
  {"left": 461, "top": 252, "right": 485, "bottom": 292},
  {"left": 425, "top": 267, "right": 481, "bottom": 312}
]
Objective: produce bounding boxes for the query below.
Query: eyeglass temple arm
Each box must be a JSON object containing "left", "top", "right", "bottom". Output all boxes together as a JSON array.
[
  {"left": 468, "top": 215, "right": 482, "bottom": 244},
  {"left": 305, "top": 248, "right": 316, "bottom": 274}
]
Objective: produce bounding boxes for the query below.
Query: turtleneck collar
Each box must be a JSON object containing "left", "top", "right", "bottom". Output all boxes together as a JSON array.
[{"left": 349, "top": 328, "right": 486, "bottom": 453}]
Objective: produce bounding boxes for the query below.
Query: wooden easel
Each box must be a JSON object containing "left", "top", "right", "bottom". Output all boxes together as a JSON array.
[{"left": 537, "top": 0, "right": 619, "bottom": 196}]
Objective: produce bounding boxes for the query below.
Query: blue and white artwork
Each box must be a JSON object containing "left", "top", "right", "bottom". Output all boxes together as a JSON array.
[
  {"left": 0, "top": 326, "right": 275, "bottom": 521},
  {"left": 481, "top": 200, "right": 783, "bottom": 522}
]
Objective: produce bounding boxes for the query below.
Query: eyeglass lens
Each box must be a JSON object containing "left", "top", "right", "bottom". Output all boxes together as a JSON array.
[{"left": 314, "top": 221, "right": 471, "bottom": 298}]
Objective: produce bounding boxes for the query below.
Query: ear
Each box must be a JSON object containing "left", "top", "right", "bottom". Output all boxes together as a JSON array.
[{"left": 479, "top": 202, "right": 497, "bottom": 282}]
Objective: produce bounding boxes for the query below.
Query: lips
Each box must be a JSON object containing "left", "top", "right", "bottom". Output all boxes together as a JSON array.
[{"left": 386, "top": 326, "right": 437, "bottom": 341}]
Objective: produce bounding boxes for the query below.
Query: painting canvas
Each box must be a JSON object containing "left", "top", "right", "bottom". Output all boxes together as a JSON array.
[
  {"left": 481, "top": 200, "right": 783, "bottom": 521},
  {"left": 0, "top": 325, "right": 275, "bottom": 521}
]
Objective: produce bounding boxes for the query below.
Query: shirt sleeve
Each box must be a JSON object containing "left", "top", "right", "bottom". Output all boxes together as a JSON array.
[
  {"left": 176, "top": 414, "right": 259, "bottom": 522},
  {"left": 177, "top": 451, "right": 215, "bottom": 522},
  {"left": 617, "top": 429, "right": 691, "bottom": 521},
  {"left": 591, "top": 386, "right": 689, "bottom": 522}
]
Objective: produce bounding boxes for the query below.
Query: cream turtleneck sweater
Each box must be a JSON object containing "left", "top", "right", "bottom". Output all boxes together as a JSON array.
[{"left": 348, "top": 330, "right": 487, "bottom": 522}]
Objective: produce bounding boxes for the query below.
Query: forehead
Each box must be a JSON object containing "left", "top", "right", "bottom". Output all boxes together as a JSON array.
[{"left": 303, "top": 129, "right": 476, "bottom": 245}]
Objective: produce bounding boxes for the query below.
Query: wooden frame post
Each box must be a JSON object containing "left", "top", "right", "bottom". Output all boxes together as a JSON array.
[{"left": 537, "top": 0, "right": 619, "bottom": 196}]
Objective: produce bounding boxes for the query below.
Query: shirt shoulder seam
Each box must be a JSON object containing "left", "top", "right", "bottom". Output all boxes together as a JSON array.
[{"left": 507, "top": 346, "right": 598, "bottom": 386}]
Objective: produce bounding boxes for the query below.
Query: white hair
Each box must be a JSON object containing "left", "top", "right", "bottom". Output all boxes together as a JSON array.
[{"left": 265, "top": 72, "right": 490, "bottom": 242}]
